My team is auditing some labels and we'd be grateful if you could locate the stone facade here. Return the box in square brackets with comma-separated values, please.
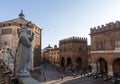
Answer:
[43, 50, 49, 63]
[59, 36, 88, 70]
[43, 44, 53, 63]
[49, 47, 59, 67]
[90, 21, 120, 76]
[0, 11, 42, 70]
[43, 45, 60, 67]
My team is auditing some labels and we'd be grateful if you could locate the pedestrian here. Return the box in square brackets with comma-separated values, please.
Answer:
[61, 75, 63, 80]
[44, 65, 46, 69]
[73, 72, 76, 78]
[40, 71, 42, 75]
[83, 72, 85, 77]
[72, 69, 75, 73]
[43, 72, 44, 76]
[63, 68, 65, 72]
[44, 76, 46, 82]
[81, 72, 82, 77]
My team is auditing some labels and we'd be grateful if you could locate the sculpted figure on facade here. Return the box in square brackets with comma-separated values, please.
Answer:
[16, 25, 34, 76]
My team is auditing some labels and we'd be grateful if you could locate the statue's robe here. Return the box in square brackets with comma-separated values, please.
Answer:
[16, 29, 32, 73]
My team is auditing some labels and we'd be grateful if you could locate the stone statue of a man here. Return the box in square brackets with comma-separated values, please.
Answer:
[16, 25, 34, 76]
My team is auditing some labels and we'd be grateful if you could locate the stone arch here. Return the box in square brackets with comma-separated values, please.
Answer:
[88, 65, 92, 72]
[76, 57, 82, 70]
[66, 57, 73, 70]
[67, 57, 72, 66]
[61, 57, 65, 67]
[112, 58, 120, 76]
[96, 58, 108, 74]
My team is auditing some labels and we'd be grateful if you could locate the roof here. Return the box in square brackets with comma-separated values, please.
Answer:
[43, 44, 53, 52]
[0, 11, 39, 28]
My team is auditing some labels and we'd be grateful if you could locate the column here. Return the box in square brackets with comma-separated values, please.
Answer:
[92, 63, 97, 73]
[108, 64, 113, 76]
[97, 62, 100, 73]
[72, 58, 77, 69]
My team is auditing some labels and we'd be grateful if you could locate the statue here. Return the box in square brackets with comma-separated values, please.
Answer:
[16, 24, 34, 76]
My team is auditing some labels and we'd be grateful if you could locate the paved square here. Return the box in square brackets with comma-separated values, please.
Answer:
[31, 64, 114, 84]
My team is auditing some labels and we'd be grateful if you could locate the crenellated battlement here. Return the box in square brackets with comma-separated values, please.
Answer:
[90, 21, 120, 34]
[59, 36, 87, 43]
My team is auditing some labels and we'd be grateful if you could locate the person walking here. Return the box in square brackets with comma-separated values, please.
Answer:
[61, 74, 64, 80]
[44, 76, 46, 82]
[73, 72, 76, 78]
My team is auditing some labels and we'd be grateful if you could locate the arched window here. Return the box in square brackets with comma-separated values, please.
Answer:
[96, 41, 104, 50]
[115, 39, 120, 50]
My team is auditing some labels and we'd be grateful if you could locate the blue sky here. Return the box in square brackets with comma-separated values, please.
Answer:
[1, 0, 120, 48]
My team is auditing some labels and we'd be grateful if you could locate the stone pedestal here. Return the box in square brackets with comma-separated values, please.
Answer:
[18, 76, 39, 84]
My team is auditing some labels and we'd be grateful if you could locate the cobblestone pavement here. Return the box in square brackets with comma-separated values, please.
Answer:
[31, 63, 114, 84]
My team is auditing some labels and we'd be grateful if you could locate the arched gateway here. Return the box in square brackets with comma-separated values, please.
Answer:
[113, 58, 120, 76]
[61, 57, 65, 67]
[66, 57, 72, 70]
[76, 57, 82, 70]
[97, 58, 108, 74]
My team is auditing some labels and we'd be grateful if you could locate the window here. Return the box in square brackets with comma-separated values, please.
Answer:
[97, 42, 104, 50]
[20, 24, 22, 27]
[1, 28, 12, 34]
[9, 23, 11, 26]
[60, 49, 62, 52]
[3, 24, 5, 27]
[115, 39, 120, 50]
[79, 48, 82, 52]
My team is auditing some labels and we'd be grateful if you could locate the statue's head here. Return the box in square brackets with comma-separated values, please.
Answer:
[18, 26, 28, 37]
